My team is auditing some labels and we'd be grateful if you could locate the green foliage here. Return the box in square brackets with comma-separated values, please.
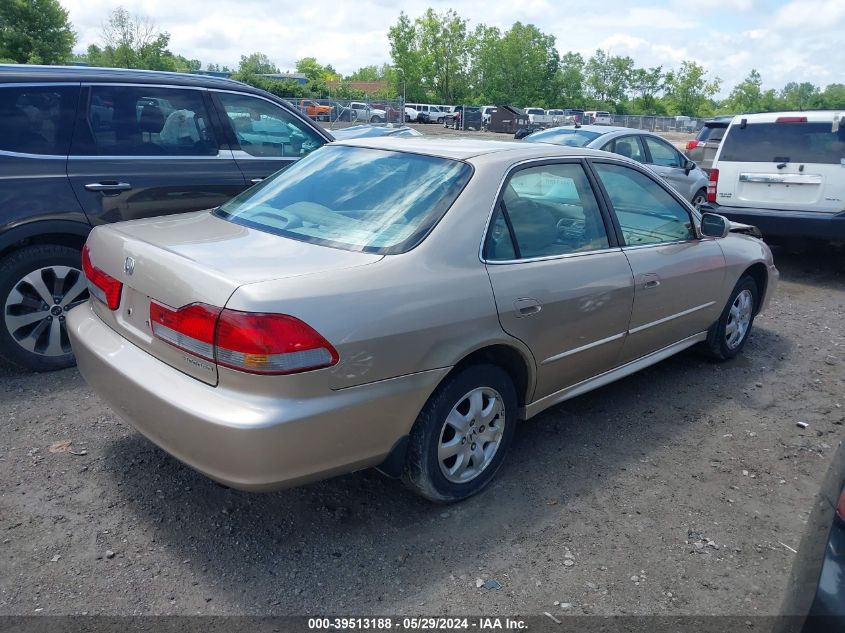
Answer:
[556, 52, 585, 107]
[723, 68, 762, 113]
[238, 52, 278, 75]
[664, 61, 721, 116]
[296, 57, 340, 82]
[584, 49, 634, 109]
[0, 0, 76, 64]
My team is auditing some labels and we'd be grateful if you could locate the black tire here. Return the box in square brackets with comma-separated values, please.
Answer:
[701, 275, 759, 361]
[402, 364, 517, 503]
[691, 188, 707, 210]
[0, 245, 86, 372]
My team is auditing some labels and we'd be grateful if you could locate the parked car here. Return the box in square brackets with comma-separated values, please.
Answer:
[298, 99, 332, 120]
[685, 116, 732, 174]
[404, 106, 421, 122]
[564, 108, 585, 124]
[0, 64, 331, 371]
[585, 110, 613, 125]
[324, 100, 354, 122]
[481, 106, 497, 128]
[370, 103, 403, 124]
[444, 105, 482, 130]
[349, 102, 386, 123]
[69, 137, 777, 502]
[777, 440, 845, 633]
[703, 111, 845, 244]
[329, 124, 422, 140]
[523, 125, 710, 207]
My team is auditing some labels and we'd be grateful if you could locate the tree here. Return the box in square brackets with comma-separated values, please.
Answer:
[388, 9, 471, 103]
[819, 83, 845, 109]
[0, 0, 76, 64]
[724, 68, 763, 113]
[780, 81, 819, 110]
[664, 60, 721, 116]
[584, 49, 634, 109]
[473, 22, 559, 107]
[629, 66, 665, 113]
[295, 57, 339, 82]
[84, 7, 192, 72]
[556, 52, 585, 107]
[237, 52, 278, 75]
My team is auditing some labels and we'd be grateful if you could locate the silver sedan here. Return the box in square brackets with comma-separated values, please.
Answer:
[68, 138, 777, 503]
[524, 125, 710, 208]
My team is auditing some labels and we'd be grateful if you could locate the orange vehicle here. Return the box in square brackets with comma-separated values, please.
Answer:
[299, 99, 332, 119]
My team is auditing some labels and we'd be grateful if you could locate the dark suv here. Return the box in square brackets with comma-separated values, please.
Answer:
[685, 116, 732, 174]
[0, 65, 331, 371]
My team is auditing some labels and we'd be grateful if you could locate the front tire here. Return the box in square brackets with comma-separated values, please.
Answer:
[701, 275, 758, 361]
[402, 364, 517, 503]
[691, 188, 707, 210]
[0, 245, 88, 371]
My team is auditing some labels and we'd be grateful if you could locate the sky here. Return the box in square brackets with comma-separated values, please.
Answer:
[63, 0, 845, 97]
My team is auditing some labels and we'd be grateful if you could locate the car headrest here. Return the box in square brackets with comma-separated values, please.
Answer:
[615, 140, 634, 158]
[507, 198, 557, 255]
[138, 104, 165, 134]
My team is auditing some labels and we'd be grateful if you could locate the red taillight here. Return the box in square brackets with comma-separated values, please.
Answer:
[706, 169, 719, 203]
[775, 116, 807, 123]
[81, 244, 122, 310]
[150, 303, 338, 375]
[150, 302, 220, 361]
[686, 140, 700, 150]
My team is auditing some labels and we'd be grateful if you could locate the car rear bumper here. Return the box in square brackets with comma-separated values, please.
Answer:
[67, 302, 447, 491]
[702, 203, 845, 241]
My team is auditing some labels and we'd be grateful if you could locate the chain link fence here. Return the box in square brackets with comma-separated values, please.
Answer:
[607, 114, 705, 133]
[284, 98, 406, 127]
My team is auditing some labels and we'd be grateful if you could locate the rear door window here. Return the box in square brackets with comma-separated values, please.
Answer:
[77, 86, 218, 156]
[719, 121, 845, 164]
[0, 85, 79, 155]
[604, 135, 645, 162]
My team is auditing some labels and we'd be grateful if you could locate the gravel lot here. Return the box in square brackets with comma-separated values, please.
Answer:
[1, 239, 844, 615]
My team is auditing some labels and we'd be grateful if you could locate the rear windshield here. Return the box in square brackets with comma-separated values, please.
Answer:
[696, 124, 727, 142]
[215, 145, 473, 254]
[719, 121, 845, 164]
[523, 127, 602, 146]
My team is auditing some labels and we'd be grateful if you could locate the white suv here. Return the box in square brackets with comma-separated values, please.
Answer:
[705, 111, 845, 243]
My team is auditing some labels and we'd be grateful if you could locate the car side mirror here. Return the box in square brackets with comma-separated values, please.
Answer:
[700, 213, 730, 239]
[684, 159, 695, 175]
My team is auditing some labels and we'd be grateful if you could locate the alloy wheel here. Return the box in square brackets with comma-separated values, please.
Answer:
[437, 387, 505, 484]
[4, 266, 89, 358]
[725, 288, 753, 349]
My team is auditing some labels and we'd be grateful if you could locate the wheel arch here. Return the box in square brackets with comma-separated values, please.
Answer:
[448, 343, 536, 416]
[742, 262, 768, 314]
[0, 220, 91, 261]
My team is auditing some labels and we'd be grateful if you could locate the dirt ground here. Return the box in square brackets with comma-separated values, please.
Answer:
[1, 242, 843, 617]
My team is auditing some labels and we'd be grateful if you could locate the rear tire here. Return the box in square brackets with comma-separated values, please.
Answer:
[691, 189, 707, 210]
[402, 364, 517, 503]
[0, 245, 87, 371]
[701, 275, 758, 361]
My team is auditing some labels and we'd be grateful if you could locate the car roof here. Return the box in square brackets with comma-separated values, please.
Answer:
[535, 125, 632, 135]
[727, 110, 843, 124]
[0, 64, 259, 92]
[331, 136, 619, 161]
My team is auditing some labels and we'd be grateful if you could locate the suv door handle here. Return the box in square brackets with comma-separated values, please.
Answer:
[641, 273, 661, 289]
[514, 298, 542, 317]
[84, 182, 132, 193]
[250, 178, 265, 184]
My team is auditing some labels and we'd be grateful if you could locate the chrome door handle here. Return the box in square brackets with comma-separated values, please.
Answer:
[641, 273, 661, 289]
[250, 178, 265, 184]
[84, 182, 132, 193]
[644, 280, 661, 288]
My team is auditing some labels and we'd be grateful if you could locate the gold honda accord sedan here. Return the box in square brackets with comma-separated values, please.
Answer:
[68, 138, 778, 502]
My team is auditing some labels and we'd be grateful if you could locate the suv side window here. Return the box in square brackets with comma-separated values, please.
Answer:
[643, 136, 683, 168]
[217, 92, 323, 158]
[593, 162, 695, 246]
[485, 163, 610, 260]
[0, 85, 79, 155]
[76, 86, 217, 157]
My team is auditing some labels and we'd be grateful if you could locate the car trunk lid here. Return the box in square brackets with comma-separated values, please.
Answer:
[84, 211, 382, 385]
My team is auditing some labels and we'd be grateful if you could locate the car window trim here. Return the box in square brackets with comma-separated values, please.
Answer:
[479, 157, 622, 265]
[585, 156, 702, 247]
[643, 134, 683, 168]
[0, 82, 81, 158]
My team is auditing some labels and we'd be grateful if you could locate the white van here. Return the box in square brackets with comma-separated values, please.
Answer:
[705, 111, 845, 243]
[405, 103, 447, 123]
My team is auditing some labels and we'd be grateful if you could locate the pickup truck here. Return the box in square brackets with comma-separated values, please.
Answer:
[444, 105, 482, 130]
[349, 102, 387, 123]
[299, 99, 333, 120]
[524, 107, 559, 126]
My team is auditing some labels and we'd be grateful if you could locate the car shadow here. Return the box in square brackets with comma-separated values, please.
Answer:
[99, 325, 790, 612]
[769, 243, 845, 291]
